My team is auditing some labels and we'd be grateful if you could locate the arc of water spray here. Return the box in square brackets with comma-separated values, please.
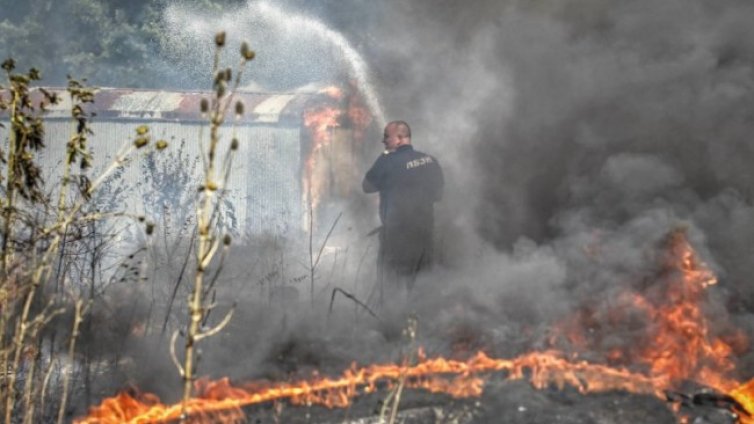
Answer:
[254, 1, 386, 128]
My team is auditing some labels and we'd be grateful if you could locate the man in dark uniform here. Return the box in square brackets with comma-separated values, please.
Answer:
[363, 121, 444, 290]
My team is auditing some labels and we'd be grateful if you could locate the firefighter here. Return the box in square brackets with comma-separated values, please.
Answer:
[362, 121, 444, 292]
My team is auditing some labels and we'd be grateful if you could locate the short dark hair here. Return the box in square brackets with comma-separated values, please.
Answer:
[389, 120, 411, 138]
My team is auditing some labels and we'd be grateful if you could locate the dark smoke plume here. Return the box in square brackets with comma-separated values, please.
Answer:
[352, 0, 754, 308]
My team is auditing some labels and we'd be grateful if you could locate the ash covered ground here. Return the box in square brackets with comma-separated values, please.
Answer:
[71, 227, 752, 423]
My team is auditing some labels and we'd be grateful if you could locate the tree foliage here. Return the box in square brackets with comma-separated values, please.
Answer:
[0, 0, 378, 89]
[0, 0, 246, 88]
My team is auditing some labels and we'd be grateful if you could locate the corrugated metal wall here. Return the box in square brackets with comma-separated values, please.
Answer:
[39, 120, 302, 235]
[244, 126, 301, 234]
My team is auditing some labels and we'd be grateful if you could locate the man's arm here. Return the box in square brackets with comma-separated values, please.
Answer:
[362, 156, 385, 193]
[362, 177, 379, 193]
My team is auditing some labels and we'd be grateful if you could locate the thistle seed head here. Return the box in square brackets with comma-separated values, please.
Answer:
[240, 42, 255, 61]
[134, 136, 149, 148]
[1, 58, 15, 72]
[215, 31, 226, 47]
[10, 74, 29, 84]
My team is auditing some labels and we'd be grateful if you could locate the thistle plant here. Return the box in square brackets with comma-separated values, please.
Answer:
[171, 32, 255, 420]
[380, 316, 418, 424]
[0, 59, 48, 275]
[0, 58, 166, 423]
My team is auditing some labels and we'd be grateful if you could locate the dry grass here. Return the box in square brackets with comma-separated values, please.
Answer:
[0, 57, 168, 422]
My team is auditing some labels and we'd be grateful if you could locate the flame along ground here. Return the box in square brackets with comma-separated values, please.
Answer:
[76, 231, 754, 423]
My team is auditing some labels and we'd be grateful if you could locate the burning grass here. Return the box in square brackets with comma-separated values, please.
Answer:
[74, 352, 754, 423]
[75, 229, 754, 423]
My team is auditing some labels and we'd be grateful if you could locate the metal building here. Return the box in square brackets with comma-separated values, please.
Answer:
[25, 86, 373, 236]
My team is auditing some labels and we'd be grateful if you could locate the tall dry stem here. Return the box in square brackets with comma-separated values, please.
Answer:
[0, 86, 18, 274]
[57, 299, 87, 424]
[379, 317, 418, 424]
[308, 211, 342, 305]
[179, 33, 254, 420]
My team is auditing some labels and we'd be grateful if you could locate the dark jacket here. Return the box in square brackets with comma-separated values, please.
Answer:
[362, 145, 443, 232]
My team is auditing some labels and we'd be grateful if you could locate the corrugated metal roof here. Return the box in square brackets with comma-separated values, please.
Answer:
[16, 88, 321, 125]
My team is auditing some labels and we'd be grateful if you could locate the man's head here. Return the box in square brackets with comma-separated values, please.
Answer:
[382, 121, 412, 152]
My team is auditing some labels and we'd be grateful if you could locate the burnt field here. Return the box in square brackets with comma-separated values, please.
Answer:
[70, 229, 754, 423]
[3, 1, 754, 423]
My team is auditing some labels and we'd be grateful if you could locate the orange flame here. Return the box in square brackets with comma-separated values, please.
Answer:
[77, 351, 669, 424]
[302, 104, 341, 218]
[301, 84, 373, 229]
[77, 229, 754, 423]
[731, 379, 754, 424]
[76, 353, 754, 424]
[345, 81, 373, 141]
[637, 229, 734, 391]
[302, 85, 343, 227]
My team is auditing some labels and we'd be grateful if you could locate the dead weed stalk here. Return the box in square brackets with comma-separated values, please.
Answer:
[0, 59, 165, 423]
[175, 32, 255, 421]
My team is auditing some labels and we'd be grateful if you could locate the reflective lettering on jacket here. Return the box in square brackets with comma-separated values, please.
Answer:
[406, 156, 434, 169]
[362, 145, 444, 229]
